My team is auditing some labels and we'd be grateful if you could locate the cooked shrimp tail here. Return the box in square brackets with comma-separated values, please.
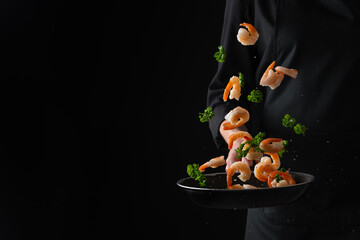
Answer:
[275, 66, 298, 79]
[199, 156, 226, 172]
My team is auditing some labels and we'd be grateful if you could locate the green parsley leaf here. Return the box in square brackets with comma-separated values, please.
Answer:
[247, 89, 263, 103]
[278, 140, 289, 158]
[199, 106, 214, 123]
[214, 46, 226, 63]
[235, 132, 266, 159]
[282, 114, 296, 128]
[187, 163, 207, 187]
[238, 72, 245, 88]
[274, 173, 284, 183]
[294, 123, 307, 135]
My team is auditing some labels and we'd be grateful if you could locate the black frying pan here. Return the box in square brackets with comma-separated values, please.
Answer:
[177, 172, 315, 209]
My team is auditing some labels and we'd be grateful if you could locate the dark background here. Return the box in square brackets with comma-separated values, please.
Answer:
[0, 0, 246, 239]
[1, 0, 119, 239]
[131, 1, 248, 240]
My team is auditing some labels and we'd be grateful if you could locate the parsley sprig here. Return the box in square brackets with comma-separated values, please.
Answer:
[282, 114, 307, 135]
[247, 89, 263, 103]
[199, 106, 214, 123]
[187, 163, 207, 187]
[214, 46, 226, 63]
[235, 132, 266, 159]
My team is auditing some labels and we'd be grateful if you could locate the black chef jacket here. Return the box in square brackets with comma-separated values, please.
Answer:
[207, 0, 360, 239]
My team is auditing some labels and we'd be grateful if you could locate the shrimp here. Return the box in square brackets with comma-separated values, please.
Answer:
[275, 66, 298, 79]
[259, 138, 284, 153]
[254, 162, 275, 182]
[199, 156, 226, 172]
[227, 161, 251, 189]
[264, 152, 281, 170]
[254, 153, 280, 181]
[228, 131, 263, 161]
[243, 184, 258, 189]
[228, 131, 252, 149]
[237, 22, 259, 46]
[246, 148, 264, 161]
[223, 76, 241, 101]
[223, 106, 250, 130]
[260, 61, 298, 89]
[267, 170, 296, 188]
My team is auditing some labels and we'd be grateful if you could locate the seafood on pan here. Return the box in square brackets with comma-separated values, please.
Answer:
[186, 20, 302, 190]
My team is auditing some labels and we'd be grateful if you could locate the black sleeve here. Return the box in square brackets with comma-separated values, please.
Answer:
[207, 0, 257, 149]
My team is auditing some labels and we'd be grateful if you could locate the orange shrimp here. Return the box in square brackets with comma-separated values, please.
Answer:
[223, 76, 241, 101]
[223, 106, 250, 130]
[275, 66, 298, 79]
[259, 138, 284, 153]
[264, 152, 281, 170]
[199, 156, 226, 172]
[260, 61, 298, 89]
[228, 131, 252, 149]
[254, 153, 280, 182]
[227, 162, 251, 189]
[267, 170, 296, 188]
[237, 23, 259, 46]
[254, 162, 275, 182]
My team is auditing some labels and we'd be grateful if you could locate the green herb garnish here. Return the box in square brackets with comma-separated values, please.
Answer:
[282, 114, 296, 128]
[278, 140, 289, 158]
[187, 163, 207, 187]
[214, 46, 226, 63]
[282, 114, 307, 135]
[274, 173, 284, 183]
[294, 123, 307, 135]
[235, 132, 266, 159]
[239, 72, 245, 88]
[247, 89, 263, 103]
[199, 106, 214, 123]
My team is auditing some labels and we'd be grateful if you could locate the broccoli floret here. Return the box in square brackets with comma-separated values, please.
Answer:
[247, 89, 263, 103]
[282, 114, 296, 128]
[294, 123, 307, 135]
[187, 164, 207, 187]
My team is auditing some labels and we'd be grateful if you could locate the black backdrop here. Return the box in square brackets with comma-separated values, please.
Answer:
[1, 1, 119, 239]
[0, 0, 246, 239]
[131, 1, 247, 240]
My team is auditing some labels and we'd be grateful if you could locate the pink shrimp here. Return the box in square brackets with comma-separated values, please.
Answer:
[223, 106, 250, 130]
[227, 162, 251, 189]
[260, 61, 298, 89]
[254, 153, 280, 182]
[199, 156, 226, 172]
[259, 138, 284, 153]
[223, 76, 241, 101]
[237, 23, 259, 46]
[228, 131, 252, 149]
